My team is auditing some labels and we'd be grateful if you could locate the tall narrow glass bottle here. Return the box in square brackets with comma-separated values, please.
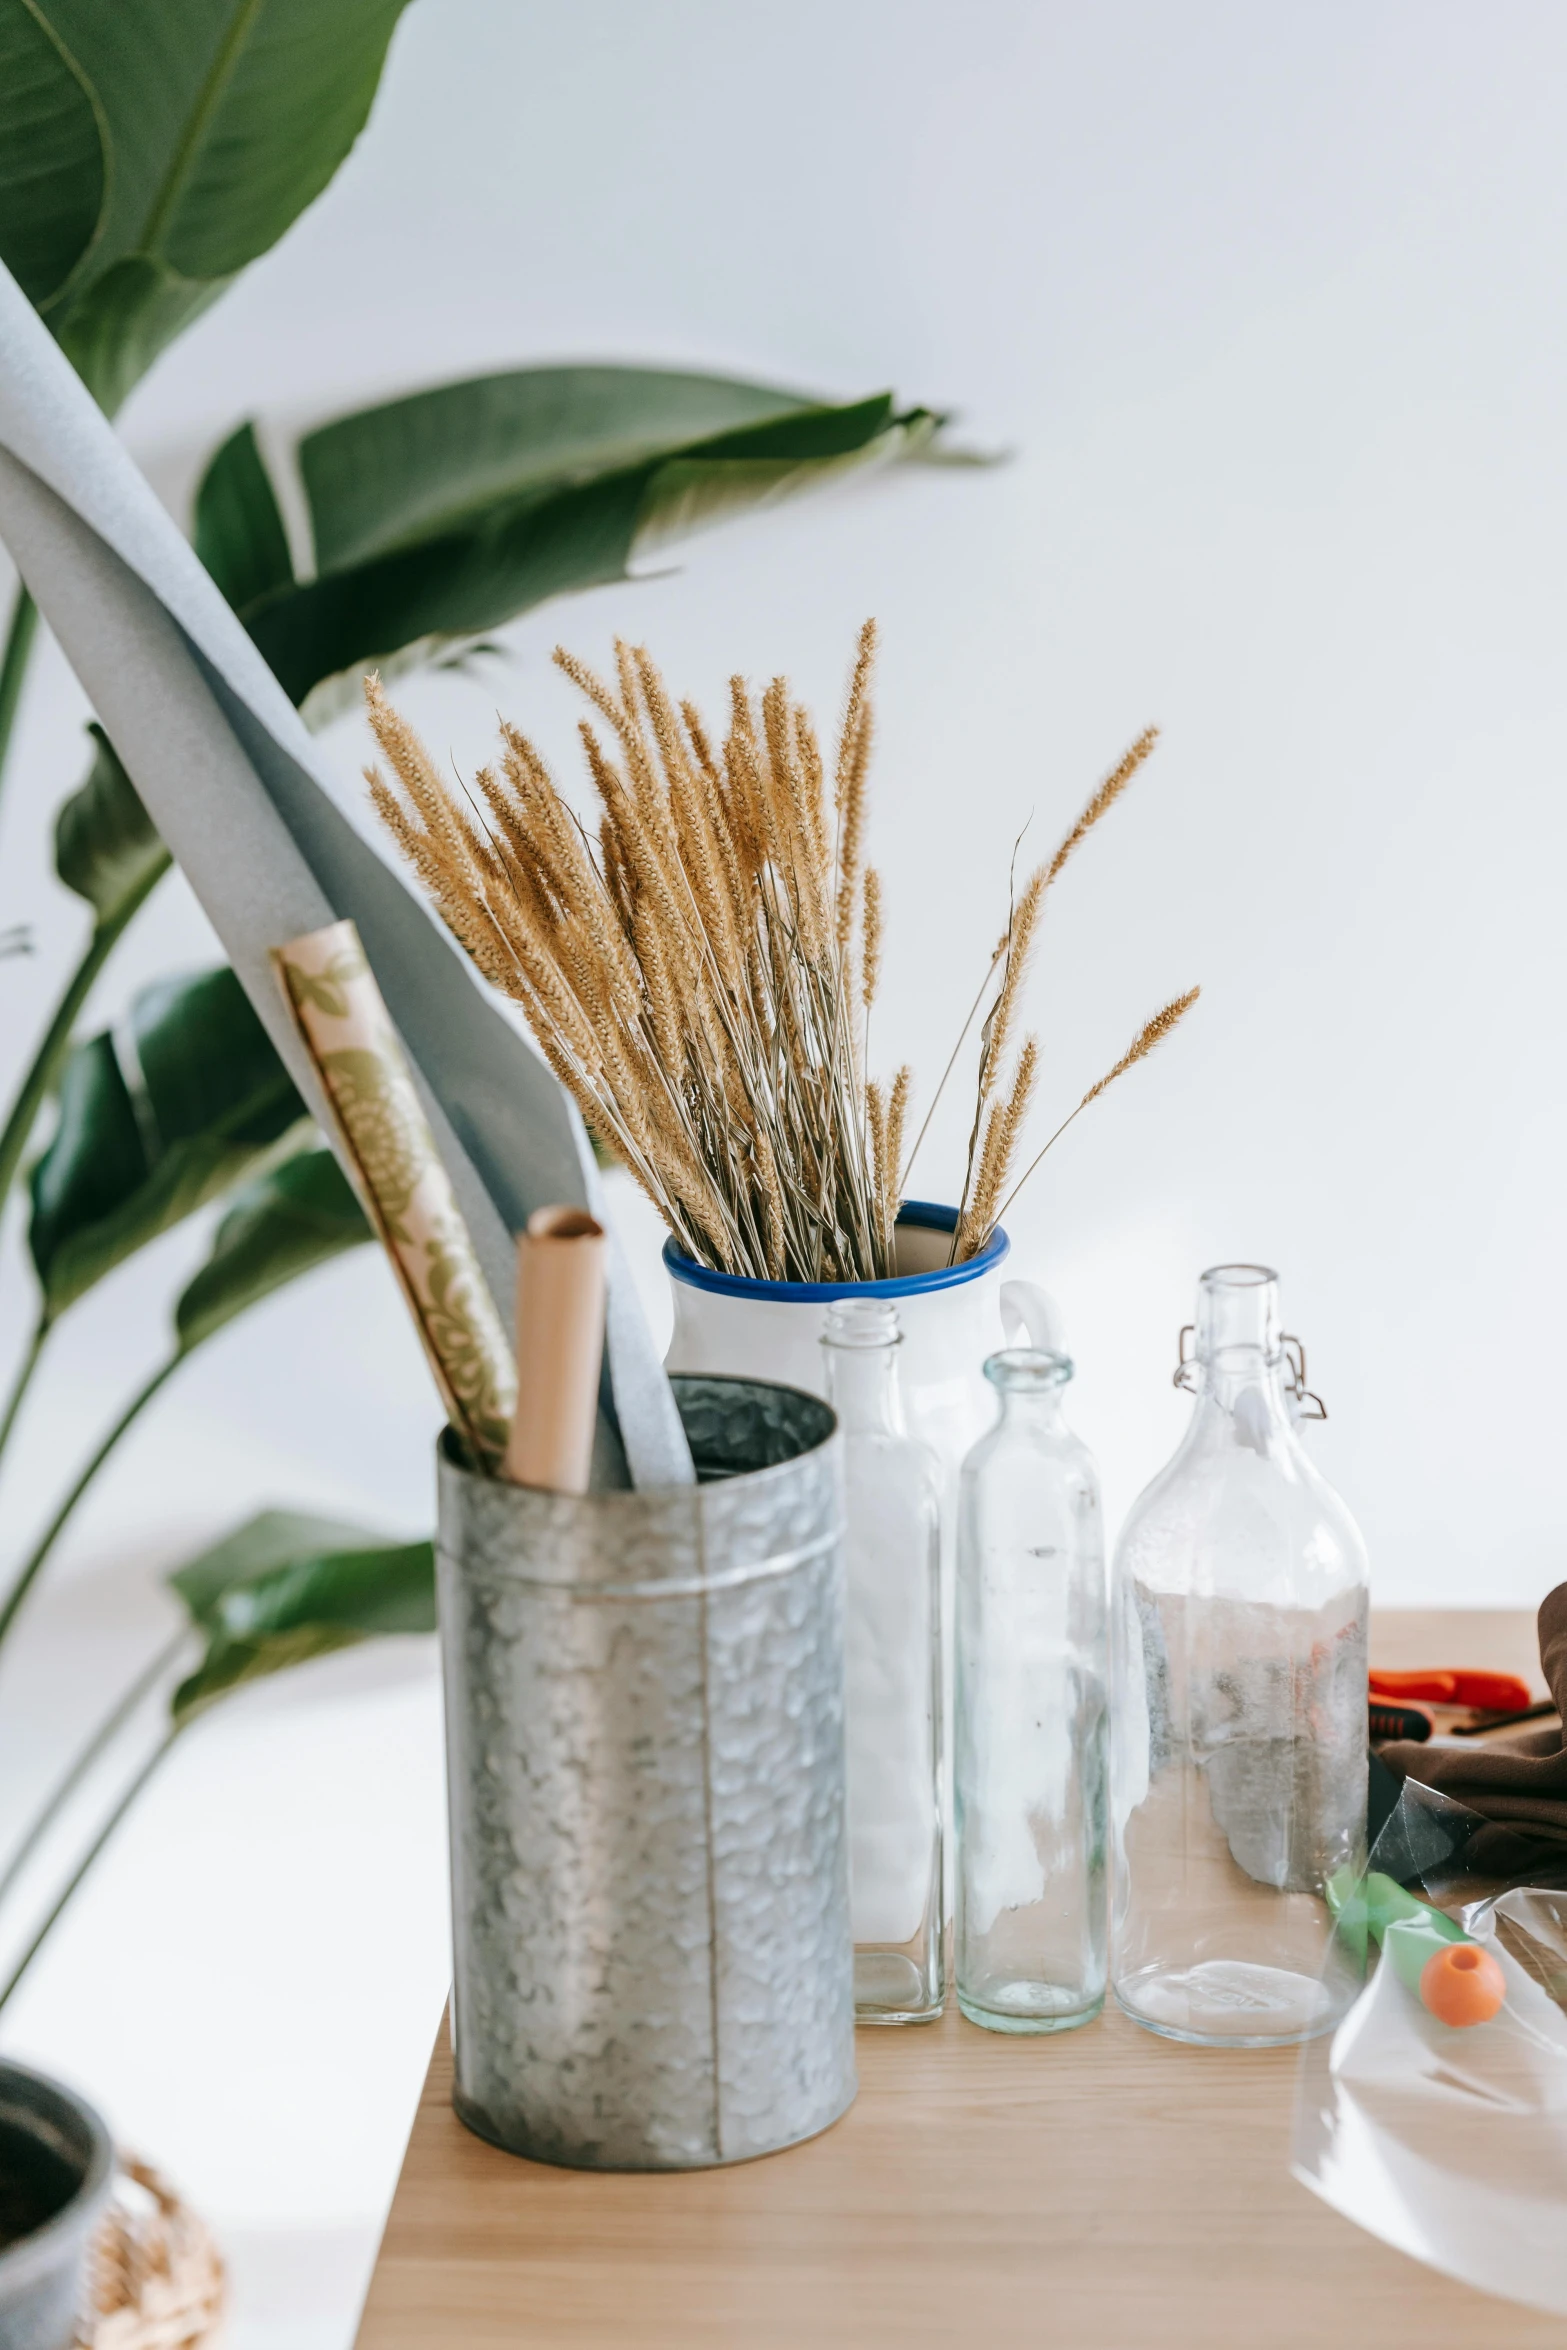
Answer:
[822, 1299, 944, 2023]
[1111, 1265, 1369, 2047]
[955, 1348, 1107, 2033]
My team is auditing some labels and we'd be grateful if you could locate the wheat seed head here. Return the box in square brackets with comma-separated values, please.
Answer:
[861, 867, 883, 1011]
[884, 1063, 913, 1242]
[1080, 985, 1200, 1107]
[1045, 725, 1160, 888]
[983, 863, 1046, 1088]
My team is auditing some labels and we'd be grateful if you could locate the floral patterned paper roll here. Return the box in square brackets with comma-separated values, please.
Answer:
[272, 919, 516, 1466]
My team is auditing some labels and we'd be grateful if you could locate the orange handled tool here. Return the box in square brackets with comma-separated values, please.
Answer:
[1368, 1668, 1533, 1713]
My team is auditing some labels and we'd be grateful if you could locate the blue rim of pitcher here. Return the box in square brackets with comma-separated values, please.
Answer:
[662, 1200, 1010, 1302]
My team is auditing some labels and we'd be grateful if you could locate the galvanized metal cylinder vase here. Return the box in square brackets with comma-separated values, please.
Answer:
[436, 1373, 855, 2170]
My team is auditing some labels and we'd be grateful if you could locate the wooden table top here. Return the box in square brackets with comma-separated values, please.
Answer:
[354, 1607, 1564, 2350]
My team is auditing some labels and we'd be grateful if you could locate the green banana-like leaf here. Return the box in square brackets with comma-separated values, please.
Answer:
[181, 1531, 433, 1642]
[0, 727, 171, 1221]
[29, 965, 306, 1318]
[169, 1506, 393, 1618]
[53, 725, 170, 929]
[297, 366, 821, 571]
[0, 0, 414, 411]
[0, 4, 101, 312]
[174, 1145, 369, 1352]
[165, 1506, 434, 1725]
[191, 368, 942, 711]
[630, 395, 937, 554]
[172, 1622, 366, 1723]
[192, 421, 296, 615]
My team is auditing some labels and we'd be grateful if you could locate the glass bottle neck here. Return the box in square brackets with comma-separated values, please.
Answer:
[982, 1347, 1073, 1436]
[1188, 1265, 1297, 1452]
[1195, 1262, 1280, 1359]
[824, 1341, 906, 1435]
[995, 1386, 1067, 1434]
[821, 1299, 907, 1436]
[1193, 1352, 1298, 1434]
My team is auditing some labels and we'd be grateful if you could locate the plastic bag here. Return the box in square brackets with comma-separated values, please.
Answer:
[1293, 1777, 1567, 2314]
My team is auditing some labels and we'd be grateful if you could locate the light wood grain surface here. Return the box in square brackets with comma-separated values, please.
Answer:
[355, 1609, 1566, 2349]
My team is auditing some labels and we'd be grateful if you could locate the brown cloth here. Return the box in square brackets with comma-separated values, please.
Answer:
[1377, 1584, 1567, 1876]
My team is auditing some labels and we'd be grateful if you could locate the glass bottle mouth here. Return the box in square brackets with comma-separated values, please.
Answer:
[822, 1298, 902, 1349]
[983, 1346, 1073, 1392]
[1196, 1263, 1282, 1363]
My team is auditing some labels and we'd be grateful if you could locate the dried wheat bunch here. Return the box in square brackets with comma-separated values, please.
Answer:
[368, 629, 1198, 1283]
[366, 623, 907, 1282]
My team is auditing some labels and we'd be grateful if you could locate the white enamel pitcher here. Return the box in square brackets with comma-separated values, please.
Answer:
[663, 1201, 1062, 1515]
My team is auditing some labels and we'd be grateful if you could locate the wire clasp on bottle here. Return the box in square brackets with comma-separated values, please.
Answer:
[1172, 1324, 1327, 1418]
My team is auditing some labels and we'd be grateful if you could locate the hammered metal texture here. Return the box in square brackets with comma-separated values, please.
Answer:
[437, 1376, 854, 2170]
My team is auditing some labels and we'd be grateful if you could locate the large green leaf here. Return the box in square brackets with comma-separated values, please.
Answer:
[192, 421, 295, 613]
[165, 1506, 434, 1725]
[171, 1622, 365, 1722]
[194, 371, 942, 709]
[174, 1145, 369, 1351]
[168, 1506, 391, 1619]
[53, 724, 171, 930]
[0, 727, 171, 1219]
[181, 1531, 433, 1642]
[0, 0, 414, 410]
[298, 366, 817, 571]
[29, 964, 306, 1317]
[631, 396, 939, 554]
[0, 4, 101, 309]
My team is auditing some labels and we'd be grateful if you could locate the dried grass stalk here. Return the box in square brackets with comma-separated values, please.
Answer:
[984, 987, 1201, 1243]
[861, 867, 883, 1012]
[883, 1065, 912, 1250]
[905, 724, 1165, 1211]
[1044, 725, 1160, 890]
[1079, 987, 1200, 1106]
[368, 630, 1196, 1287]
[866, 1076, 888, 1252]
[956, 1034, 1038, 1260]
[833, 621, 876, 955]
[366, 627, 897, 1282]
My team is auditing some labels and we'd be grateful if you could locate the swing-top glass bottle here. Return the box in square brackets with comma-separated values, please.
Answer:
[1111, 1265, 1369, 2047]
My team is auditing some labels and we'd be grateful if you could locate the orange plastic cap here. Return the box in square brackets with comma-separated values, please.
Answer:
[1420, 1939, 1506, 2027]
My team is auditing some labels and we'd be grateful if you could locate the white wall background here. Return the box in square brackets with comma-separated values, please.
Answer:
[2, 3, 1565, 2341]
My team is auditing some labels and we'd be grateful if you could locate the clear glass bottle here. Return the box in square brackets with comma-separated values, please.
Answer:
[822, 1298, 944, 2023]
[1111, 1265, 1368, 2047]
[955, 1348, 1107, 2033]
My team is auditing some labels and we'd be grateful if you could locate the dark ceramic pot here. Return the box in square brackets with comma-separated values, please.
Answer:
[0, 2063, 112, 2350]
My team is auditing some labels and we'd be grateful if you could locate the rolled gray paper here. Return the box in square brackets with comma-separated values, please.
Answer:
[0, 259, 691, 1491]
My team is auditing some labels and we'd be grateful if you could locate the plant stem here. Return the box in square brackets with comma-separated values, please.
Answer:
[899, 950, 1001, 1196]
[0, 586, 37, 808]
[0, 1731, 180, 2020]
[0, 852, 168, 1218]
[0, 1317, 47, 1479]
[0, 1351, 183, 1651]
[0, 1631, 187, 1919]
[989, 1102, 1087, 1234]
